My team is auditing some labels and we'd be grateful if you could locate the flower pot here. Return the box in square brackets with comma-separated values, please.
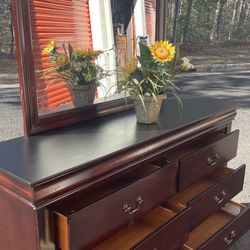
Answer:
[68, 84, 97, 108]
[131, 94, 167, 124]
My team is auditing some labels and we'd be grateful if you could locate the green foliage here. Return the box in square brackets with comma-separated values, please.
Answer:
[42, 42, 107, 87]
[170, 0, 250, 46]
[137, 43, 156, 69]
[116, 42, 182, 109]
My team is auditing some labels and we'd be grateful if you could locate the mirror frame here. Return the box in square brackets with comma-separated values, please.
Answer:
[13, 0, 167, 136]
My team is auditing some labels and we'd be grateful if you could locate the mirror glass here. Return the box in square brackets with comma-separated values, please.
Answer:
[30, 0, 157, 116]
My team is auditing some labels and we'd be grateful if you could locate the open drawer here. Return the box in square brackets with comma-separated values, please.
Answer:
[166, 164, 245, 229]
[182, 201, 250, 250]
[171, 130, 239, 191]
[53, 161, 177, 250]
[93, 205, 190, 250]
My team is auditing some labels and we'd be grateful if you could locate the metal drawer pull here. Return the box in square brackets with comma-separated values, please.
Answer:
[207, 153, 220, 167]
[214, 190, 227, 204]
[224, 230, 236, 246]
[123, 196, 143, 215]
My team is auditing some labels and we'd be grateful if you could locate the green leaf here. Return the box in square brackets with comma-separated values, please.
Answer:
[148, 89, 158, 106]
[68, 42, 75, 61]
[139, 42, 152, 59]
[49, 57, 56, 62]
[62, 43, 67, 55]
[147, 77, 158, 94]
[130, 69, 144, 82]
[56, 63, 70, 73]
[137, 42, 155, 69]
[138, 93, 146, 111]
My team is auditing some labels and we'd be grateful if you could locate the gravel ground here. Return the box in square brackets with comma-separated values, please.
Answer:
[0, 79, 23, 141]
[229, 108, 250, 250]
[184, 46, 250, 65]
[0, 71, 250, 249]
[175, 71, 250, 250]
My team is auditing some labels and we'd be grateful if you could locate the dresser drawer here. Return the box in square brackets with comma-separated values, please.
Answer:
[53, 162, 177, 250]
[167, 164, 245, 230]
[178, 130, 239, 191]
[182, 201, 250, 250]
[94, 205, 190, 250]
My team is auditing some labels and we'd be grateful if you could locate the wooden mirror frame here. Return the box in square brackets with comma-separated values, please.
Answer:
[13, 0, 167, 136]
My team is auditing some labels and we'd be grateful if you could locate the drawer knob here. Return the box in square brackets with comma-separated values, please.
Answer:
[123, 196, 143, 215]
[207, 154, 220, 167]
[214, 190, 227, 205]
[224, 230, 236, 246]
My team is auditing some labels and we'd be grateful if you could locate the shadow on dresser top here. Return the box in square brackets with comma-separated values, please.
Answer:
[0, 96, 237, 205]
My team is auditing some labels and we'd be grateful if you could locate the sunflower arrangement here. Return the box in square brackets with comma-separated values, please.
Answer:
[116, 40, 185, 108]
[41, 40, 106, 87]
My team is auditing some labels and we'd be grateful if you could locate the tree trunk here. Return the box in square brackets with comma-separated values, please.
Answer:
[182, 0, 193, 44]
[9, 0, 14, 56]
[171, 0, 181, 44]
[216, 0, 226, 41]
[166, 0, 173, 39]
[228, 0, 238, 40]
[237, 0, 247, 29]
[245, 3, 250, 23]
[235, 0, 244, 24]
[210, 0, 220, 41]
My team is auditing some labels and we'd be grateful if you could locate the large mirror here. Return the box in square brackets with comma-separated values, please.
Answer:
[13, 0, 166, 135]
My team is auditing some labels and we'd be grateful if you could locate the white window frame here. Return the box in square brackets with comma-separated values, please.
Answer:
[89, 0, 147, 97]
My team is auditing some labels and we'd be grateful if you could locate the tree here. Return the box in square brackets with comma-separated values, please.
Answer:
[236, 0, 249, 38]
[216, 0, 226, 41]
[171, 0, 181, 44]
[182, 0, 193, 44]
[228, 0, 239, 40]
[171, 0, 250, 45]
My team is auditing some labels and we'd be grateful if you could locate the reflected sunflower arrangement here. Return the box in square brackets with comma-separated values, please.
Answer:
[116, 40, 188, 109]
[41, 40, 107, 87]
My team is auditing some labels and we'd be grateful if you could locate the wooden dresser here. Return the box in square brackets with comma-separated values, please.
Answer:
[0, 96, 249, 250]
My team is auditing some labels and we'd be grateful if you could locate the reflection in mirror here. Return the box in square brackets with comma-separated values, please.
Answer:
[30, 0, 156, 116]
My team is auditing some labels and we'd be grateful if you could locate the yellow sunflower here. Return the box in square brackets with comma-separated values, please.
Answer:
[50, 40, 57, 47]
[42, 40, 57, 55]
[76, 48, 103, 57]
[56, 53, 69, 66]
[149, 41, 176, 63]
[123, 58, 138, 74]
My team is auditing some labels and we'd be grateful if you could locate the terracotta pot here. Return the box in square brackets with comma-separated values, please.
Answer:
[68, 84, 97, 108]
[131, 94, 167, 124]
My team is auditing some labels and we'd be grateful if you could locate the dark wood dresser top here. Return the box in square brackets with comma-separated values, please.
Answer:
[0, 96, 236, 188]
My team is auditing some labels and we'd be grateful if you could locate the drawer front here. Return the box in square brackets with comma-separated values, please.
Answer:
[133, 207, 190, 250]
[199, 205, 250, 250]
[188, 165, 245, 230]
[69, 163, 177, 249]
[179, 130, 239, 191]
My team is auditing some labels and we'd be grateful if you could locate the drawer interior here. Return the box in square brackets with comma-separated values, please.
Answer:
[53, 163, 161, 215]
[167, 167, 233, 207]
[183, 201, 245, 249]
[166, 131, 226, 162]
[93, 206, 177, 250]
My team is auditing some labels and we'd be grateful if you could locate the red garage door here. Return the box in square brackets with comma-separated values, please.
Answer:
[145, 0, 156, 44]
[29, 0, 93, 110]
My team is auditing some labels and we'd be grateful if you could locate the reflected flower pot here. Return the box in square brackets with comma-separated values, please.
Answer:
[68, 84, 97, 108]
